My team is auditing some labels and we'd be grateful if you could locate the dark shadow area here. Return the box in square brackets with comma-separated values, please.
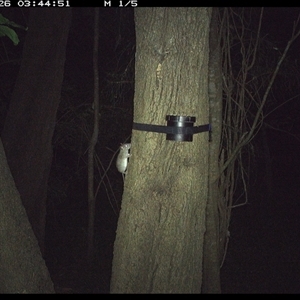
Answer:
[221, 130, 300, 293]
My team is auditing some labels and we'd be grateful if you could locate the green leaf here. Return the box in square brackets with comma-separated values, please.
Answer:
[0, 13, 27, 30]
[0, 25, 19, 45]
[0, 13, 10, 25]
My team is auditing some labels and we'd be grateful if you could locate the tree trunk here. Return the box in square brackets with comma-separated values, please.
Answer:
[110, 7, 212, 293]
[202, 8, 223, 293]
[1, 8, 71, 253]
[0, 139, 54, 293]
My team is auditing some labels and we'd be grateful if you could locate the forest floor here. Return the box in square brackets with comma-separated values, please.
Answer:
[221, 166, 300, 293]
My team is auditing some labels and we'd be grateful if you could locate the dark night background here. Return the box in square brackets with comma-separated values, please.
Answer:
[1, 7, 300, 293]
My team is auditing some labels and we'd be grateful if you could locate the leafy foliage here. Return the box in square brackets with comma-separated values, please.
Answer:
[0, 13, 27, 45]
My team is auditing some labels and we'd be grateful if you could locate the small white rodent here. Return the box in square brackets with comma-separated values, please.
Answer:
[116, 143, 131, 177]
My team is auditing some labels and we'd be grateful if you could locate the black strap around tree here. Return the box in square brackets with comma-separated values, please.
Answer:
[132, 122, 211, 135]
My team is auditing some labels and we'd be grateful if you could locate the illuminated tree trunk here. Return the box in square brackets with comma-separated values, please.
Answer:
[110, 7, 212, 293]
[202, 8, 223, 293]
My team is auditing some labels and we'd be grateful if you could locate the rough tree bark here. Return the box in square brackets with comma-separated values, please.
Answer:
[1, 8, 71, 253]
[110, 8, 212, 293]
[202, 7, 223, 293]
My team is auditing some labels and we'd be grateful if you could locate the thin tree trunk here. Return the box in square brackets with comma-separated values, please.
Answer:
[87, 7, 100, 263]
[202, 7, 223, 293]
